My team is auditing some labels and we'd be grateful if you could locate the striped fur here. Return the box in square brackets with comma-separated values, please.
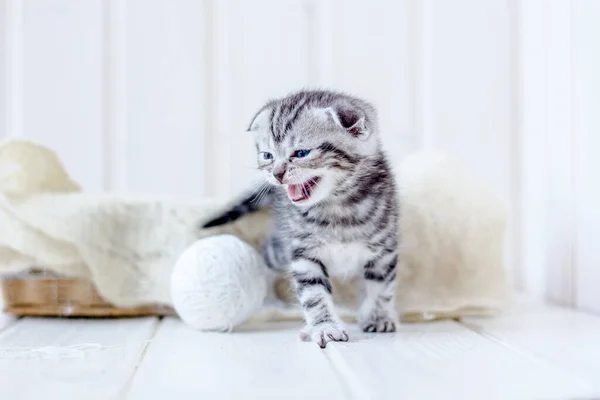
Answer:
[202, 90, 400, 348]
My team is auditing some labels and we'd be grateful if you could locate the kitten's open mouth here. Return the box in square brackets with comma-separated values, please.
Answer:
[287, 177, 321, 202]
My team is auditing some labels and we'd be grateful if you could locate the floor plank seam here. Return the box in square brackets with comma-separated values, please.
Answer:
[458, 317, 600, 391]
[324, 345, 370, 400]
[456, 318, 548, 362]
[118, 317, 162, 400]
[457, 317, 600, 397]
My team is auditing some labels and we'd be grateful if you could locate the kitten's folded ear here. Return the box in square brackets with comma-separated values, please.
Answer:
[324, 106, 369, 140]
[247, 105, 273, 132]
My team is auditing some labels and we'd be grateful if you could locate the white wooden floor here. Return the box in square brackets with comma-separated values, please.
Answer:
[1, 299, 600, 400]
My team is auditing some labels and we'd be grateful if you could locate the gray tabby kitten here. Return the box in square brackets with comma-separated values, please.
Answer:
[203, 90, 399, 348]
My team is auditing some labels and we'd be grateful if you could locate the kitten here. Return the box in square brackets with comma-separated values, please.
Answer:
[202, 90, 399, 348]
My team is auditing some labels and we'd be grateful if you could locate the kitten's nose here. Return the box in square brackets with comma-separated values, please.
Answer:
[273, 169, 286, 184]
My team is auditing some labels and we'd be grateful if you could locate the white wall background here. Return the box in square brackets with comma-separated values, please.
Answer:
[1, 0, 598, 312]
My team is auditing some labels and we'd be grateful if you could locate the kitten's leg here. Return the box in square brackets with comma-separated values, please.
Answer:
[358, 252, 399, 333]
[290, 253, 348, 348]
[263, 266, 284, 307]
[261, 234, 287, 307]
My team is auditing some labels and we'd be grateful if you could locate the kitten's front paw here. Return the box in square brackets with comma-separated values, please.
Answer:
[299, 322, 349, 348]
[358, 308, 399, 333]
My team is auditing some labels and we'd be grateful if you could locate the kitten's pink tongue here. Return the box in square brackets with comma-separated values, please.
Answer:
[287, 184, 307, 201]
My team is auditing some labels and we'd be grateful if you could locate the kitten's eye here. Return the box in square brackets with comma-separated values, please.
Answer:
[262, 152, 273, 160]
[294, 149, 311, 158]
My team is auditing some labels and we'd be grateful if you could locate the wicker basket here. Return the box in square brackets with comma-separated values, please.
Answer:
[1, 276, 175, 317]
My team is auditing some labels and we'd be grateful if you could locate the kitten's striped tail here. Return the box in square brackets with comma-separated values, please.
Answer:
[201, 184, 276, 228]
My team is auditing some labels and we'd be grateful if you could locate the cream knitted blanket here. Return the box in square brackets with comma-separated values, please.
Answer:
[0, 139, 512, 321]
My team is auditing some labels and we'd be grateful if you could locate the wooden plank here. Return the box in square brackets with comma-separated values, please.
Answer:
[572, 0, 600, 313]
[1, 0, 23, 140]
[125, 0, 209, 196]
[125, 318, 351, 400]
[461, 300, 600, 391]
[329, 0, 415, 164]
[515, 0, 575, 304]
[212, 0, 312, 196]
[325, 320, 596, 399]
[543, 0, 574, 305]
[424, 0, 514, 202]
[19, 0, 105, 191]
[0, 317, 159, 400]
[0, 0, 6, 140]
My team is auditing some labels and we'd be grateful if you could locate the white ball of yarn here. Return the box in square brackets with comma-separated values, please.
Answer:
[171, 234, 267, 331]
